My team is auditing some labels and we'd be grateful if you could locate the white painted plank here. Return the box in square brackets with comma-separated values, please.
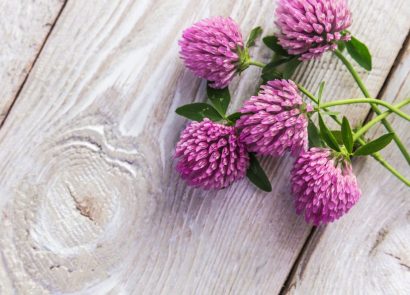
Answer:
[0, 0, 65, 124]
[285, 43, 410, 295]
[0, 0, 408, 294]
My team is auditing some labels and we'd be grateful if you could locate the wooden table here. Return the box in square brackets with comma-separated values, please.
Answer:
[0, 0, 409, 294]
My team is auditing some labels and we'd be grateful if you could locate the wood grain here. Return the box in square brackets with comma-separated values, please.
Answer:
[0, 0, 65, 124]
[285, 42, 410, 295]
[0, 0, 408, 294]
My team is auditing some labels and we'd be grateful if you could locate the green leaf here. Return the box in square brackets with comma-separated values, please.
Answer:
[262, 60, 285, 79]
[264, 58, 290, 68]
[283, 57, 301, 79]
[341, 117, 354, 153]
[346, 36, 372, 71]
[308, 119, 323, 148]
[206, 84, 231, 115]
[317, 81, 325, 104]
[175, 103, 223, 122]
[246, 26, 263, 48]
[263, 35, 289, 56]
[261, 64, 283, 83]
[338, 41, 346, 52]
[354, 133, 395, 156]
[226, 112, 242, 122]
[318, 114, 340, 151]
[260, 54, 300, 82]
[246, 153, 272, 192]
[331, 130, 344, 145]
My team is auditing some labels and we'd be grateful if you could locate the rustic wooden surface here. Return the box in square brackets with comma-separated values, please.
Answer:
[0, 0, 408, 294]
[0, 0, 65, 124]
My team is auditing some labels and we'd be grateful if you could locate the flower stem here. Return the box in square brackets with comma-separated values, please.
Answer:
[298, 84, 319, 104]
[248, 60, 266, 68]
[318, 98, 410, 121]
[334, 48, 410, 165]
[353, 99, 410, 141]
[298, 84, 342, 124]
[297, 83, 410, 186]
[333, 49, 372, 97]
[370, 152, 410, 186]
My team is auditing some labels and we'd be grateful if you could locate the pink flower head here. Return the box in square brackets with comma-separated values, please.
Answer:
[291, 148, 361, 225]
[175, 119, 250, 190]
[236, 80, 312, 157]
[179, 17, 244, 89]
[276, 0, 352, 60]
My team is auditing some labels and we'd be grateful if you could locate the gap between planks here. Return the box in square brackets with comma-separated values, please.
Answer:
[0, 0, 69, 130]
[279, 30, 410, 295]
[362, 30, 410, 125]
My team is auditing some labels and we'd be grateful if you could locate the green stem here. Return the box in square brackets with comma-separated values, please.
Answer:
[334, 48, 410, 165]
[353, 99, 410, 141]
[333, 49, 372, 97]
[298, 84, 318, 104]
[297, 83, 410, 187]
[369, 151, 410, 186]
[248, 60, 266, 68]
[319, 98, 410, 121]
[298, 84, 342, 124]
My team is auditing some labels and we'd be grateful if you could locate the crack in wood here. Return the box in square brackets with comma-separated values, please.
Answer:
[0, 0, 68, 130]
[362, 30, 410, 125]
[65, 182, 96, 223]
[279, 227, 316, 294]
[384, 252, 410, 271]
[369, 228, 389, 256]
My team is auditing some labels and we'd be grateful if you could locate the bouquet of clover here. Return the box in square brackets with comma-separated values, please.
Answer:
[174, 0, 410, 225]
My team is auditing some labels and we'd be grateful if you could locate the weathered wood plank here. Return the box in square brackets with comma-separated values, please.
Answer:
[0, 0, 66, 124]
[0, 0, 408, 294]
[285, 41, 410, 295]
